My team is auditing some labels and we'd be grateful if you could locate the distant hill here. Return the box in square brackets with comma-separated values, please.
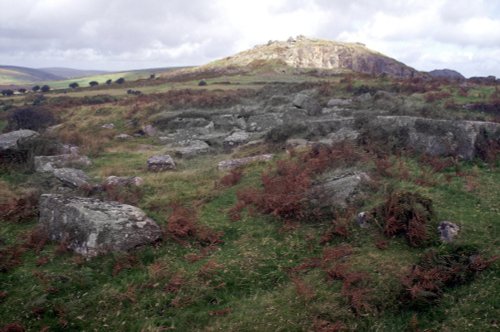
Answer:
[428, 69, 465, 81]
[39, 67, 109, 79]
[184, 36, 423, 79]
[0, 65, 63, 85]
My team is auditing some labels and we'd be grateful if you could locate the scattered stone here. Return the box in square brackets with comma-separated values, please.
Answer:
[101, 123, 115, 129]
[143, 125, 157, 137]
[218, 154, 274, 171]
[34, 154, 92, 172]
[115, 134, 132, 140]
[223, 131, 250, 148]
[171, 140, 210, 158]
[438, 221, 460, 243]
[103, 176, 144, 187]
[0, 129, 40, 152]
[39, 194, 162, 257]
[356, 212, 369, 228]
[247, 113, 283, 132]
[286, 138, 310, 150]
[147, 155, 176, 172]
[52, 168, 91, 188]
[60, 144, 80, 155]
[309, 171, 370, 208]
[293, 93, 322, 116]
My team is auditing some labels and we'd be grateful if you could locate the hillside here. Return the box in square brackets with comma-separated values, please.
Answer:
[0, 65, 63, 85]
[39, 67, 109, 79]
[189, 36, 422, 79]
[0, 44, 499, 331]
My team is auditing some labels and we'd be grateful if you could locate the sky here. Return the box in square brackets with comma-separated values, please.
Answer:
[1, 0, 499, 77]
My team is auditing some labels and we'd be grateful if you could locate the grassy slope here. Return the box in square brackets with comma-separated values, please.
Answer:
[0, 74, 499, 331]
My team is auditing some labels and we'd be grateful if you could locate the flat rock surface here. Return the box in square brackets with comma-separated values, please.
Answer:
[52, 167, 91, 188]
[39, 194, 162, 257]
[147, 155, 176, 172]
[34, 154, 92, 172]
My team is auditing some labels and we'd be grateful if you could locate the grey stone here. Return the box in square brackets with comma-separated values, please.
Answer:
[309, 170, 370, 208]
[223, 131, 250, 148]
[60, 144, 80, 155]
[103, 176, 144, 187]
[101, 123, 115, 129]
[293, 93, 322, 116]
[39, 194, 162, 257]
[34, 154, 92, 172]
[0, 129, 40, 151]
[147, 155, 176, 172]
[115, 134, 133, 140]
[218, 154, 274, 171]
[356, 212, 369, 228]
[327, 98, 351, 107]
[143, 125, 157, 137]
[438, 221, 460, 243]
[326, 128, 360, 143]
[52, 168, 91, 188]
[247, 113, 283, 132]
[370, 116, 500, 159]
[171, 140, 210, 158]
[212, 114, 247, 131]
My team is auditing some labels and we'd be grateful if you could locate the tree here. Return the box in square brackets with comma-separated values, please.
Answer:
[89, 81, 99, 87]
[198, 80, 207, 86]
[40, 85, 50, 93]
[69, 82, 79, 89]
[115, 77, 125, 84]
[106, 79, 112, 85]
[32, 85, 40, 92]
[150, 74, 156, 79]
[1, 89, 14, 96]
[18, 88, 27, 94]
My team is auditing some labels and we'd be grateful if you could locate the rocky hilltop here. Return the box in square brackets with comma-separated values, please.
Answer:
[199, 36, 422, 78]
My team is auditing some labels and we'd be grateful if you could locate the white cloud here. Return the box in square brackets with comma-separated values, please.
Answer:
[0, 0, 499, 76]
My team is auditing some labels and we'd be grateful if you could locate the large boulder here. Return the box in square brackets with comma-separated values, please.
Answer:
[39, 194, 162, 257]
[103, 176, 144, 187]
[247, 113, 283, 132]
[0, 129, 40, 151]
[34, 154, 92, 172]
[0, 129, 40, 163]
[147, 155, 176, 172]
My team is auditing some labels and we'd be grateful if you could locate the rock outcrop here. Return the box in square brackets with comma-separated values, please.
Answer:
[39, 194, 162, 257]
[196, 36, 422, 79]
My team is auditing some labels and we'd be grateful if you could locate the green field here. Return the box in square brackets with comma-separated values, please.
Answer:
[1, 71, 499, 331]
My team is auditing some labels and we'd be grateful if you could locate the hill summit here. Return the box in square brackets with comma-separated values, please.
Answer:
[201, 36, 421, 78]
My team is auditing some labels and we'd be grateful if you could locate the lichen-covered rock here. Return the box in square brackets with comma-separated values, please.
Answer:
[147, 155, 176, 172]
[0, 129, 40, 151]
[34, 154, 92, 172]
[103, 176, 144, 187]
[293, 93, 322, 116]
[438, 221, 460, 243]
[247, 113, 283, 132]
[52, 168, 91, 188]
[218, 154, 274, 171]
[0, 130, 40, 163]
[39, 194, 162, 257]
[223, 131, 250, 148]
[171, 140, 210, 158]
[309, 170, 370, 208]
[370, 116, 500, 159]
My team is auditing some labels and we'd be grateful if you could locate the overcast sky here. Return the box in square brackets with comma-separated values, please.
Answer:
[1, 0, 499, 77]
